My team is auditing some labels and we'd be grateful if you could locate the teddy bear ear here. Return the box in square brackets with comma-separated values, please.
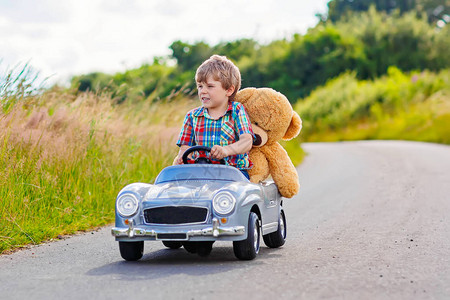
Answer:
[235, 88, 256, 104]
[282, 112, 302, 140]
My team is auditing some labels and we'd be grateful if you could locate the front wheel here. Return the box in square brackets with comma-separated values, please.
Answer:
[233, 212, 260, 260]
[182, 241, 197, 253]
[182, 241, 214, 257]
[263, 209, 287, 248]
[119, 241, 144, 261]
[162, 241, 182, 249]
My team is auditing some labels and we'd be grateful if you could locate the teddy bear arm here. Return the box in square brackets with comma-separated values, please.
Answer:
[262, 143, 300, 198]
[248, 148, 270, 183]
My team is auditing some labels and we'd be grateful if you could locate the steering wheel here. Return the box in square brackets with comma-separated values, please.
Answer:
[182, 146, 226, 165]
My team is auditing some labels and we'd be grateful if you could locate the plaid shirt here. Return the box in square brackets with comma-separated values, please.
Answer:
[177, 101, 254, 170]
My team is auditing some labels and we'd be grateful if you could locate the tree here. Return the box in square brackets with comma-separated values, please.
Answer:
[325, 0, 416, 22]
[169, 41, 213, 72]
[213, 39, 259, 62]
[334, 8, 445, 77]
[323, 0, 449, 25]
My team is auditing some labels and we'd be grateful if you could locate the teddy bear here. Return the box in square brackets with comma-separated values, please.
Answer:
[235, 87, 302, 198]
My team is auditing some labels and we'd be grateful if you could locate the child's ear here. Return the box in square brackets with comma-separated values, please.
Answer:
[226, 85, 235, 97]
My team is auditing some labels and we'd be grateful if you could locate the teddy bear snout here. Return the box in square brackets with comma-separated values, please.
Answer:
[254, 134, 262, 146]
[251, 123, 268, 147]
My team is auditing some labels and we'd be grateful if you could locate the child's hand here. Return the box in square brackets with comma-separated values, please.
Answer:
[173, 155, 183, 165]
[173, 145, 189, 165]
[210, 145, 230, 160]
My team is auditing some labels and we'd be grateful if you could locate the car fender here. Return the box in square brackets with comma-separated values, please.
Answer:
[115, 183, 153, 227]
[237, 193, 264, 234]
[240, 193, 261, 209]
[118, 182, 153, 198]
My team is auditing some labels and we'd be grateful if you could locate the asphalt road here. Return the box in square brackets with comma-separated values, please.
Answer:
[1, 141, 450, 299]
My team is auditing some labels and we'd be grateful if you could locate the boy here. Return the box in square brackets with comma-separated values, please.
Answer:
[174, 55, 254, 179]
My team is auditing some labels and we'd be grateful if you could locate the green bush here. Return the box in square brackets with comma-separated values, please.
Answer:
[296, 68, 450, 143]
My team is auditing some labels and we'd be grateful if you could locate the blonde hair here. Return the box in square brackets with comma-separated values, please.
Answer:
[195, 55, 241, 101]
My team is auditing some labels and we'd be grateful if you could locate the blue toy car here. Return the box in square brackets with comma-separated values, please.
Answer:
[111, 146, 286, 261]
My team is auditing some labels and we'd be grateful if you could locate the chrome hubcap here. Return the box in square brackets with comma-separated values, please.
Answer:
[253, 221, 260, 253]
[280, 213, 285, 238]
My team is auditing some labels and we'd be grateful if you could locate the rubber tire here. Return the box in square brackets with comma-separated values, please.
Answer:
[162, 241, 183, 249]
[263, 209, 287, 248]
[182, 241, 197, 253]
[233, 212, 260, 260]
[119, 241, 144, 261]
[196, 241, 214, 257]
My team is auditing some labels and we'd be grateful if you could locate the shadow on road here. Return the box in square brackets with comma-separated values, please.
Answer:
[86, 246, 283, 281]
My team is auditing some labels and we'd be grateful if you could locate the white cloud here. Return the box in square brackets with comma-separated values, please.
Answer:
[0, 0, 329, 86]
[1, 0, 69, 24]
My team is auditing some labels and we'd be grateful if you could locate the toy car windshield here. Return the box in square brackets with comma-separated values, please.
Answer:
[155, 164, 248, 184]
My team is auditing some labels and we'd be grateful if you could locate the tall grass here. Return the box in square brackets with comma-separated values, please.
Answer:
[295, 67, 450, 143]
[0, 62, 46, 113]
[0, 66, 198, 253]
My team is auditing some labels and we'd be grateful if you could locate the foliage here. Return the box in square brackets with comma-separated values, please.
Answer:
[323, 0, 450, 25]
[269, 27, 367, 100]
[71, 58, 180, 103]
[170, 41, 213, 72]
[170, 38, 260, 72]
[295, 67, 450, 144]
[242, 9, 448, 101]
[280, 139, 305, 167]
[0, 63, 45, 113]
[334, 7, 447, 77]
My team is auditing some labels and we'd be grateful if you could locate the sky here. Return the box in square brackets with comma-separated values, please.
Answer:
[0, 0, 329, 86]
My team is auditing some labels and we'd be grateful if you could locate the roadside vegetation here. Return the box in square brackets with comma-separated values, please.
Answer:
[295, 68, 450, 144]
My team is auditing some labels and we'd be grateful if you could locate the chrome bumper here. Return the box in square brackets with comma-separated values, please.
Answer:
[111, 218, 245, 239]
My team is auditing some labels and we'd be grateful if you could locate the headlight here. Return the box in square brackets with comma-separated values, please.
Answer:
[213, 191, 236, 215]
[116, 193, 139, 217]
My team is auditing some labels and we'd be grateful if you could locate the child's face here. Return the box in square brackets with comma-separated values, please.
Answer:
[197, 76, 234, 111]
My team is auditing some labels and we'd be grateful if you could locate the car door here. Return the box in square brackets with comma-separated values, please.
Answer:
[259, 181, 280, 234]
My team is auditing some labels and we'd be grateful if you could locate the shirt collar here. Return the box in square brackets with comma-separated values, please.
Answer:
[193, 102, 233, 118]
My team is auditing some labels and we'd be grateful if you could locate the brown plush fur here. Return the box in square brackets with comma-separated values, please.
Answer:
[235, 87, 302, 198]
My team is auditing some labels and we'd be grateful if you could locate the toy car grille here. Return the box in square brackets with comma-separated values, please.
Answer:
[143, 206, 208, 224]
